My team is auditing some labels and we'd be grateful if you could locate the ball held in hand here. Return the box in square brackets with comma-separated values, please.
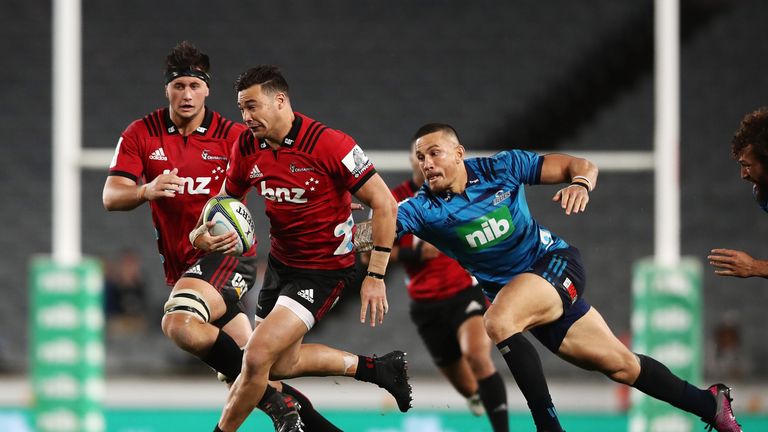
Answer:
[202, 196, 256, 255]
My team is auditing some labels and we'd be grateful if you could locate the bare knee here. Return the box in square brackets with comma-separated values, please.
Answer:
[483, 308, 523, 343]
[161, 314, 210, 355]
[242, 345, 282, 381]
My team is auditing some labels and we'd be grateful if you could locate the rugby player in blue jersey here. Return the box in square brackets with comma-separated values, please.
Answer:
[393, 123, 742, 432]
[710, 107, 768, 278]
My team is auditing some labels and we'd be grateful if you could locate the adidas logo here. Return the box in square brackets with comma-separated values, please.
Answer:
[297, 289, 314, 303]
[249, 164, 263, 179]
[493, 403, 508, 413]
[185, 265, 202, 275]
[465, 300, 483, 314]
[149, 148, 168, 161]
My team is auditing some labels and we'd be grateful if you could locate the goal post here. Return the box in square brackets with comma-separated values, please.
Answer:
[628, 1, 703, 431]
[34, 1, 106, 431]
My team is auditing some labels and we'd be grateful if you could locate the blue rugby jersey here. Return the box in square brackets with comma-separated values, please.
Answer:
[753, 184, 768, 213]
[396, 150, 569, 299]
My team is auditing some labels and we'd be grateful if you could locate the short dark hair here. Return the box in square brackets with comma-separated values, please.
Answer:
[412, 123, 461, 143]
[732, 107, 768, 163]
[165, 41, 210, 76]
[234, 65, 289, 95]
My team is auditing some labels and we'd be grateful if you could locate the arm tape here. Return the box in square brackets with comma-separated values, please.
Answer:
[367, 249, 390, 275]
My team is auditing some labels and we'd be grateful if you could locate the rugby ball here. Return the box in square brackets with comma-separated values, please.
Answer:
[202, 196, 256, 255]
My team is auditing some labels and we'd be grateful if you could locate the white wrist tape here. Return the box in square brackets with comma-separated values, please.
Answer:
[188, 224, 208, 248]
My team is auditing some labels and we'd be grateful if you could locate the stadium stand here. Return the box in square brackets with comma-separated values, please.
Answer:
[2, 0, 768, 382]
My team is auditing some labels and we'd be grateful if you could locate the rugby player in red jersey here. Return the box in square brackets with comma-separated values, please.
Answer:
[193, 65, 410, 432]
[387, 138, 509, 431]
[103, 42, 338, 431]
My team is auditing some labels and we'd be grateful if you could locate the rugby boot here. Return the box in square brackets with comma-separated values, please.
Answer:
[467, 393, 485, 416]
[371, 350, 413, 412]
[260, 390, 305, 432]
[704, 383, 742, 432]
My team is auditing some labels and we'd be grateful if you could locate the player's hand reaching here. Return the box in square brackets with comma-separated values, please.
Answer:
[552, 183, 590, 215]
[189, 221, 240, 255]
[708, 248, 768, 278]
[360, 276, 388, 327]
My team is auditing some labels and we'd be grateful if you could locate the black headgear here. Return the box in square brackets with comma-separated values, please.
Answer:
[164, 67, 210, 85]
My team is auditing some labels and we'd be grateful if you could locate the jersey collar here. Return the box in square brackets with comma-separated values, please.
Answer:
[257, 112, 303, 150]
[163, 107, 213, 136]
[465, 161, 480, 187]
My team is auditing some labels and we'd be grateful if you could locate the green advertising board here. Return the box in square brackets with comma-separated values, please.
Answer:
[629, 257, 702, 432]
[30, 257, 104, 432]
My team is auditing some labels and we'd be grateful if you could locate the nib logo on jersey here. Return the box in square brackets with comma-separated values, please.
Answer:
[456, 206, 515, 250]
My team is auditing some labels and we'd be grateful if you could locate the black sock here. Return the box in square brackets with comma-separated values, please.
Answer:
[478, 372, 509, 432]
[200, 330, 244, 382]
[632, 354, 716, 421]
[497, 333, 563, 432]
[258, 384, 278, 407]
[354, 355, 376, 383]
[282, 383, 342, 432]
[213, 425, 224, 432]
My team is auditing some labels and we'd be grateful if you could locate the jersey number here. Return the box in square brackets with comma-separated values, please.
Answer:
[333, 214, 355, 255]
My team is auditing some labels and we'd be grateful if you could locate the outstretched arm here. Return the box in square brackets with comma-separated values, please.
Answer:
[708, 248, 768, 278]
[353, 173, 398, 327]
[540, 153, 598, 215]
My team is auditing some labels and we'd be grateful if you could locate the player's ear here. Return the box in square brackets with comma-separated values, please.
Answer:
[275, 92, 286, 108]
[455, 145, 465, 163]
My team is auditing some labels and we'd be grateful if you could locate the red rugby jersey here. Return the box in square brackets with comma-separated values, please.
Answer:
[392, 180, 474, 301]
[108, 107, 253, 286]
[225, 112, 375, 270]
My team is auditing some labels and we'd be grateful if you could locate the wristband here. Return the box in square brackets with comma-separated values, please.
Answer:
[373, 245, 392, 253]
[569, 182, 590, 191]
[366, 271, 385, 279]
[571, 175, 593, 191]
[368, 248, 391, 275]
